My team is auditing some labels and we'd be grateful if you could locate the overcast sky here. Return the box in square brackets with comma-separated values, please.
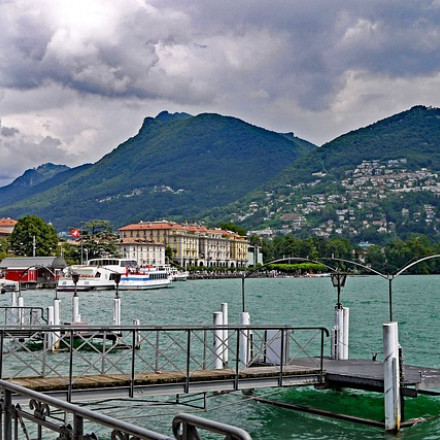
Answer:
[1, 1, 440, 186]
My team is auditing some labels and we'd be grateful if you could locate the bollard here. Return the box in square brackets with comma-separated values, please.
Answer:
[18, 295, 24, 326]
[333, 307, 349, 360]
[133, 319, 141, 349]
[10, 291, 18, 325]
[239, 312, 251, 367]
[47, 306, 54, 351]
[342, 307, 350, 360]
[72, 295, 81, 323]
[383, 322, 401, 432]
[53, 298, 61, 349]
[113, 298, 121, 326]
[221, 303, 229, 365]
[213, 312, 223, 369]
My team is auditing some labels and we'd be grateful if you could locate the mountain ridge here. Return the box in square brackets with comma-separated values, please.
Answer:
[0, 111, 314, 230]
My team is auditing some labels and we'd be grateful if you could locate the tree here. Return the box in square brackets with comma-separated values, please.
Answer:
[0, 238, 10, 260]
[9, 215, 58, 256]
[219, 222, 246, 236]
[165, 246, 174, 263]
[79, 220, 118, 260]
[364, 245, 387, 272]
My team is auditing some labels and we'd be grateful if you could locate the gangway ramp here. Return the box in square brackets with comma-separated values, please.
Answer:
[0, 324, 328, 401]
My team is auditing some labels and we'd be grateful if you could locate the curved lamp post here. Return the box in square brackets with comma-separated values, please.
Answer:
[330, 254, 440, 322]
[241, 256, 340, 313]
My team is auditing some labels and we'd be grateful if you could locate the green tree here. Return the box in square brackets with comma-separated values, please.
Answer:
[165, 246, 174, 263]
[219, 222, 246, 236]
[0, 238, 10, 260]
[9, 215, 58, 256]
[79, 220, 118, 259]
[364, 245, 387, 272]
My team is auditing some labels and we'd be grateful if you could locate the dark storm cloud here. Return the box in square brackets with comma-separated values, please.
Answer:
[2, 0, 440, 183]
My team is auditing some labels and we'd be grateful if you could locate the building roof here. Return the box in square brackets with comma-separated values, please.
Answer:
[118, 238, 165, 246]
[119, 221, 185, 231]
[0, 218, 17, 227]
[119, 221, 245, 239]
[0, 256, 67, 269]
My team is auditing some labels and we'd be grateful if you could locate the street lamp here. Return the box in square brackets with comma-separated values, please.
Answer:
[330, 270, 347, 309]
[72, 273, 80, 297]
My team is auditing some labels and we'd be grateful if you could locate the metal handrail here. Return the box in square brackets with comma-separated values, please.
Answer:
[0, 379, 173, 439]
[0, 324, 329, 400]
[0, 380, 253, 440]
[173, 413, 252, 440]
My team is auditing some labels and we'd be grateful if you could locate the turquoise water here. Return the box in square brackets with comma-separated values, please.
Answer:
[4, 275, 440, 439]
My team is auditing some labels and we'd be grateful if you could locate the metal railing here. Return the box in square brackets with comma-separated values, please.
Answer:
[0, 379, 251, 439]
[0, 307, 47, 326]
[0, 324, 329, 400]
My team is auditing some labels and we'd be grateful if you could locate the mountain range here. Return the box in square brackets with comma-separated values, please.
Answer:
[1, 106, 440, 243]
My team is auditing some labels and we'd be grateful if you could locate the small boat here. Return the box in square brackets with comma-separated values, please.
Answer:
[159, 265, 189, 281]
[57, 258, 171, 292]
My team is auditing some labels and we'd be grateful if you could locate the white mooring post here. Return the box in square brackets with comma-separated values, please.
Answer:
[133, 319, 141, 349]
[239, 312, 251, 367]
[17, 295, 24, 326]
[72, 295, 81, 323]
[332, 307, 350, 360]
[47, 306, 54, 350]
[213, 311, 224, 369]
[221, 303, 229, 365]
[53, 298, 61, 349]
[383, 322, 401, 432]
[113, 297, 121, 326]
[10, 291, 18, 325]
[342, 307, 350, 360]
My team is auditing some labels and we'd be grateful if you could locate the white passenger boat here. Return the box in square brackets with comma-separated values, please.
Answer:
[57, 258, 171, 292]
[160, 265, 189, 281]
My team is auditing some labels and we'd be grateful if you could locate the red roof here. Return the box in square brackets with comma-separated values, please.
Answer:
[119, 221, 185, 231]
[0, 218, 17, 227]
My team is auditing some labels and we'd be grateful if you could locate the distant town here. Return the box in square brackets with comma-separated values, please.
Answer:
[245, 158, 440, 239]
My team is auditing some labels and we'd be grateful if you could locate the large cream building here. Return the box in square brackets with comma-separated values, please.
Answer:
[118, 221, 249, 268]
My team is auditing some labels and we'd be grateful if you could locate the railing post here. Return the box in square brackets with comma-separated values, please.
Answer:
[185, 330, 191, 393]
[68, 329, 74, 403]
[320, 328, 325, 383]
[279, 329, 285, 387]
[155, 332, 160, 372]
[73, 414, 84, 439]
[130, 328, 136, 398]
[203, 329, 207, 370]
[3, 389, 11, 440]
[0, 331, 4, 379]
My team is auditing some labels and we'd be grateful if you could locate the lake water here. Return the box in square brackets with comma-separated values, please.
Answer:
[4, 275, 440, 439]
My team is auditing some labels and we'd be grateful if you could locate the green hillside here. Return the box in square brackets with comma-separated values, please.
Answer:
[214, 106, 440, 243]
[0, 112, 314, 230]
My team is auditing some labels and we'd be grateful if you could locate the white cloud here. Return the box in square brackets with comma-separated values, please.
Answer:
[2, 0, 440, 185]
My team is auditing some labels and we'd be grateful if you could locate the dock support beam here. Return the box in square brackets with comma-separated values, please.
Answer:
[383, 322, 401, 432]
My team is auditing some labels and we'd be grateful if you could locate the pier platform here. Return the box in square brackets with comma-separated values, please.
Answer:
[8, 358, 440, 402]
[1, 324, 440, 405]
